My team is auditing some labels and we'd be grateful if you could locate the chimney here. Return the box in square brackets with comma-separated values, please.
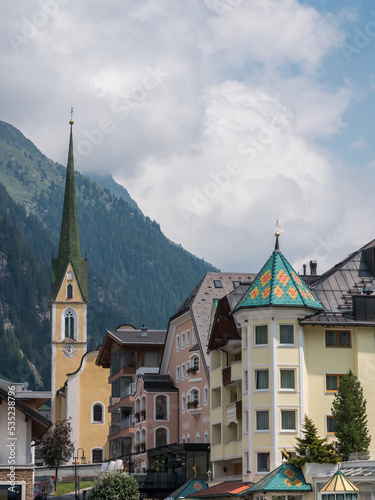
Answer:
[303, 264, 306, 276]
[141, 326, 148, 338]
[310, 260, 317, 276]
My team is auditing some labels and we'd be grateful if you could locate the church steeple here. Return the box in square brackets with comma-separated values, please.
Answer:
[58, 113, 81, 260]
[51, 112, 88, 301]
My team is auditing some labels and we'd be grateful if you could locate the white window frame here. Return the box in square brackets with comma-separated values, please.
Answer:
[280, 409, 297, 432]
[279, 324, 295, 345]
[254, 324, 268, 346]
[181, 331, 185, 349]
[256, 452, 270, 473]
[181, 363, 185, 380]
[279, 369, 296, 391]
[91, 402, 105, 424]
[255, 369, 269, 391]
[176, 365, 180, 382]
[186, 330, 190, 346]
[255, 409, 269, 432]
[176, 335, 180, 351]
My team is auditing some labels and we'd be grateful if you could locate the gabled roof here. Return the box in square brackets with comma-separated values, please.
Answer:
[0, 387, 51, 441]
[301, 238, 375, 326]
[165, 478, 208, 500]
[160, 272, 254, 377]
[320, 470, 359, 493]
[244, 464, 312, 493]
[234, 238, 323, 311]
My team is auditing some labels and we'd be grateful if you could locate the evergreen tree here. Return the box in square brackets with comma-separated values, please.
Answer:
[289, 415, 339, 468]
[88, 471, 139, 500]
[331, 369, 371, 461]
[38, 419, 74, 491]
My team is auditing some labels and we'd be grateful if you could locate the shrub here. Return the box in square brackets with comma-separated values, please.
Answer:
[88, 471, 139, 500]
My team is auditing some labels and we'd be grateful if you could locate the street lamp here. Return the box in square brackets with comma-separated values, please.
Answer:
[74, 447, 86, 500]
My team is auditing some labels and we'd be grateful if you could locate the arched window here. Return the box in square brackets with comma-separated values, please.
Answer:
[186, 433, 190, 443]
[141, 396, 146, 421]
[92, 403, 104, 423]
[182, 395, 186, 412]
[155, 428, 167, 447]
[204, 431, 209, 443]
[187, 389, 199, 409]
[141, 428, 146, 451]
[65, 310, 75, 339]
[135, 398, 140, 422]
[192, 355, 199, 370]
[196, 432, 200, 443]
[155, 395, 167, 420]
[67, 284, 73, 299]
[135, 430, 141, 453]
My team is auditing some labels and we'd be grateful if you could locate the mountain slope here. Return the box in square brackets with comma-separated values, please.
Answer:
[0, 121, 217, 388]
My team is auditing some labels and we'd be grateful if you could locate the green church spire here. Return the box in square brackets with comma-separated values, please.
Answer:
[51, 112, 88, 301]
[58, 116, 81, 260]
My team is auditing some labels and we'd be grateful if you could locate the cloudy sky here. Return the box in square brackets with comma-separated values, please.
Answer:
[2, 0, 375, 274]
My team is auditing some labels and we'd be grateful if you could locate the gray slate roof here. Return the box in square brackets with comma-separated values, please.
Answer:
[110, 327, 166, 344]
[301, 239, 375, 326]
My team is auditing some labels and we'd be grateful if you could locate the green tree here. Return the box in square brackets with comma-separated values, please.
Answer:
[38, 419, 74, 491]
[289, 415, 339, 468]
[88, 471, 139, 500]
[331, 369, 371, 461]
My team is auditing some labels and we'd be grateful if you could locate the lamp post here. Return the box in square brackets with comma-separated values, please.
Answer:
[74, 447, 86, 500]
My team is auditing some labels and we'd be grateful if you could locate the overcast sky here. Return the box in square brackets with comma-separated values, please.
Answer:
[2, 0, 375, 274]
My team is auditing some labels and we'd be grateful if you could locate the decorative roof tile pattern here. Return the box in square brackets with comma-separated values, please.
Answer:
[320, 470, 359, 493]
[189, 480, 252, 498]
[165, 478, 208, 499]
[244, 464, 312, 493]
[234, 250, 323, 311]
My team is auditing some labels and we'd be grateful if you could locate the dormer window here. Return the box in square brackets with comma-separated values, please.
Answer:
[214, 280, 222, 288]
[67, 284, 73, 299]
[67, 271, 73, 281]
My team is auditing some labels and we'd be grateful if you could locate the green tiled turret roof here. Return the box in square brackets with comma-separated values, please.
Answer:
[51, 119, 87, 301]
[234, 236, 323, 311]
[243, 464, 312, 493]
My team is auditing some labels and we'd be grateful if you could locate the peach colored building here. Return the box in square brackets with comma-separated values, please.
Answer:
[96, 325, 166, 460]
[160, 272, 254, 446]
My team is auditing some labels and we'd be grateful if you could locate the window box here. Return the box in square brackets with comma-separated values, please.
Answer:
[187, 400, 199, 409]
[135, 412, 140, 422]
[187, 366, 198, 375]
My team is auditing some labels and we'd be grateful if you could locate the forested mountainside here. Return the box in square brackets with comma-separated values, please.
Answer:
[0, 121, 217, 389]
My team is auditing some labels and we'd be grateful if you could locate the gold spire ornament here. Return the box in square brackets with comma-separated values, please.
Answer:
[69, 106, 74, 125]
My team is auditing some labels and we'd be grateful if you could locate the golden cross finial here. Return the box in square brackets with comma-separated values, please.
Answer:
[69, 107, 74, 125]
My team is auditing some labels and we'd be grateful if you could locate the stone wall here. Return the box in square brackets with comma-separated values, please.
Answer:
[0, 468, 33, 500]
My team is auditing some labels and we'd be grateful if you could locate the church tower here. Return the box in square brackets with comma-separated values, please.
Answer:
[51, 115, 88, 423]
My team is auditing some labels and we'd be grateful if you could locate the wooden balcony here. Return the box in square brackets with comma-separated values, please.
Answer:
[235, 400, 242, 420]
[222, 366, 231, 386]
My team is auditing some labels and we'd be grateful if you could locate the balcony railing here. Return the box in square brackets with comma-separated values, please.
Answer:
[236, 400, 242, 419]
[226, 402, 236, 420]
[120, 383, 136, 400]
[120, 415, 134, 430]
[109, 396, 120, 407]
[222, 366, 231, 386]
[109, 423, 120, 436]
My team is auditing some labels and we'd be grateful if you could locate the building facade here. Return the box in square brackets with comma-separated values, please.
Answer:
[208, 234, 375, 485]
[51, 119, 110, 463]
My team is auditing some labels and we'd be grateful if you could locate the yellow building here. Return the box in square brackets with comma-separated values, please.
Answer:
[208, 231, 375, 487]
[50, 118, 110, 463]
